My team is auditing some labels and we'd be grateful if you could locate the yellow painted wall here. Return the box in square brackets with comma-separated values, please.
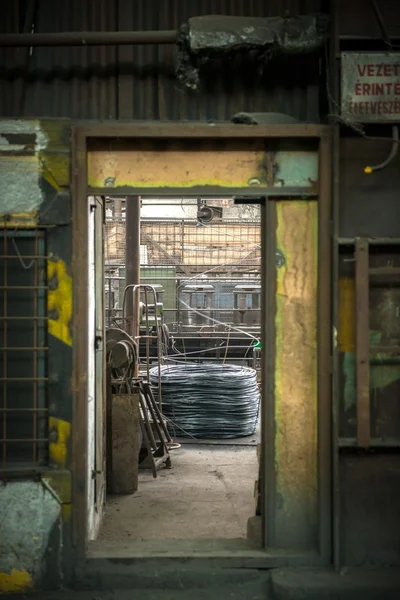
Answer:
[274, 200, 318, 549]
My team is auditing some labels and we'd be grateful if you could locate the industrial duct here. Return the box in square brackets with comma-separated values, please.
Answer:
[176, 13, 329, 90]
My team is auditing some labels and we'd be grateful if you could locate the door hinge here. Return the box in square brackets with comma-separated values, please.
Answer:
[92, 469, 102, 479]
[95, 335, 102, 350]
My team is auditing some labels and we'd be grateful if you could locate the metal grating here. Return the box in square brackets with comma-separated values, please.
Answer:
[105, 216, 261, 329]
[106, 218, 261, 270]
[0, 228, 49, 477]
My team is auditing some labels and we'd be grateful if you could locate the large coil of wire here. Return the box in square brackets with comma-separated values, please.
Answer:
[149, 364, 260, 439]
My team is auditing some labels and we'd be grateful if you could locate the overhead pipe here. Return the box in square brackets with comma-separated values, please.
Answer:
[0, 30, 178, 47]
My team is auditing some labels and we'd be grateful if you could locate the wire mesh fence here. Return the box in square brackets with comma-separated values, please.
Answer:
[105, 216, 261, 331]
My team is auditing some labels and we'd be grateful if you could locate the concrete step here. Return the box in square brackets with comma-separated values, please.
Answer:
[4, 567, 399, 600]
[74, 564, 271, 592]
[1, 585, 271, 600]
[271, 567, 400, 600]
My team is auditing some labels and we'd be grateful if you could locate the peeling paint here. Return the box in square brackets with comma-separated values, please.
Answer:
[0, 211, 38, 228]
[43, 471, 72, 504]
[0, 481, 60, 588]
[47, 257, 73, 347]
[49, 417, 71, 469]
[341, 329, 400, 412]
[273, 151, 318, 188]
[339, 276, 400, 410]
[0, 120, 49, 152]
[0, 134, 25, 152]
[0, 569, 33, 593]
[88, 144, 318, 191]
[274, 200, 318, 549]
[62, 504, 72, 522]
[0, 120, 48, 213]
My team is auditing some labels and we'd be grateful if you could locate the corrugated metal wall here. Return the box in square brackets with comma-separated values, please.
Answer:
[0, 0, 323, 121]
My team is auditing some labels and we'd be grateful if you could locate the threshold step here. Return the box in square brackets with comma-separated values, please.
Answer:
[1, 583, 270, 600]
[75, 564, 270, 591]
[271, 567, 400, 600]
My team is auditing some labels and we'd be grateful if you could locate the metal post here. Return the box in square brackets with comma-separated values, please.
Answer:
[114, 198, 123, 219]
[355, 238, 371, 449]
[330, 0, 341, 571]
[261, 198, 277, 549]
[125, 196, 141, 341]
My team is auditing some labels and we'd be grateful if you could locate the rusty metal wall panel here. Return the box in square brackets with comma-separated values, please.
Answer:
[338, 246, 400, 445]
[0, 0, 118, 119]
[340, 454, 400, 566]
[339, 137, 400, 238]
[339, 0, 400, 37]
[154, 0, 321, 122]
[0, 0, 322, 121]
[273, 200, 319, 550]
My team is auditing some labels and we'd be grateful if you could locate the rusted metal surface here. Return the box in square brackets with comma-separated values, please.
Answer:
[369, 249, 400, 445]
[341, 52, 400, 122]
[0, 0, 321, 120]
[0, 0, 119, 119]
[340, 454, 400, 566]
[88, 141, 316, 193]
[263, 131, 331, 558]
[71, 126, 89, 555]
[338, 242, 400, 448]
[88, 140, 270, 191]
[87, 131, 320, 195]
[177, 14, 328, 90]
[339, 137, 400, 238]
[84, 123, 325, 138]
[338, 0, 400, 38]
[355, 238, 371, 448]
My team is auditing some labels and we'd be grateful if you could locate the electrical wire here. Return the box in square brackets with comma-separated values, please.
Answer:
[150, 363, 260, 439]
[178, 297, 260, 341]
[166, 342, 254, 358]
[223, 327, 230, 365]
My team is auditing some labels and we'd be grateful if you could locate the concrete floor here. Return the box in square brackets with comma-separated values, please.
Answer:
[97, 444, 258, 543]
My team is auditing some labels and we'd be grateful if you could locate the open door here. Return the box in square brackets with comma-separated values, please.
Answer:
[87, 196, 106, 539]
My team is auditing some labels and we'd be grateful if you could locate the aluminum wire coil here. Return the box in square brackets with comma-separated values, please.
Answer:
[149, 363, 260, 439]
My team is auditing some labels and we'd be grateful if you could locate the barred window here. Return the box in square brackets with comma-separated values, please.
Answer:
[0, 229, 48, 477]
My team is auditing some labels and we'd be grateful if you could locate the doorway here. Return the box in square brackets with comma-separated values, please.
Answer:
[97, 196, 261, 546]
[72, 123, 331, 564]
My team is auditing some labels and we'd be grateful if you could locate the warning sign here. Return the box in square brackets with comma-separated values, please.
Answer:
[341, 52, 400, 122]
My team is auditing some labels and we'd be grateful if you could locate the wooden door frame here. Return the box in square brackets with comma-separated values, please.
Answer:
[71, 123, 331, 563]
